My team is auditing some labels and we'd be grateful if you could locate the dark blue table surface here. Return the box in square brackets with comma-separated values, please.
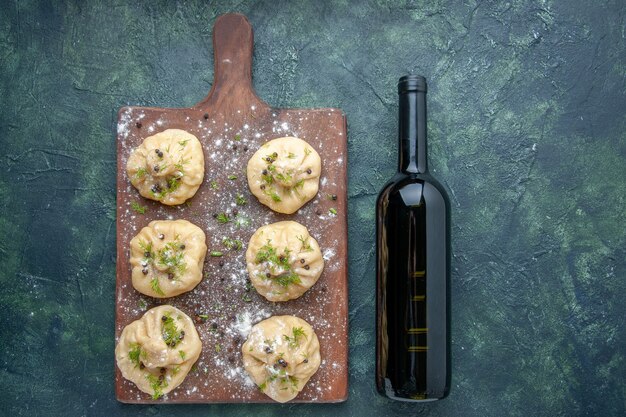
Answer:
[1, 1, 624, 416]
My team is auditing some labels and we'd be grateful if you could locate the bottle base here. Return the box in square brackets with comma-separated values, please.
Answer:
[377, 378, 449, 402]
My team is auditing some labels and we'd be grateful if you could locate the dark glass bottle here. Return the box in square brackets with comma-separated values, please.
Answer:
[375, 75, 451, 401]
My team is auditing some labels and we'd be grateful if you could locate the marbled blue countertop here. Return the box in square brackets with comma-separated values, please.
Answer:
[1, 1, 624, 416]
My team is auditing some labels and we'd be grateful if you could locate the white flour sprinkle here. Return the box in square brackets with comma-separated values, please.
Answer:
[233, 309, 271, 338]
[117, 109, 133, 138]
[115, 105, 348, 402]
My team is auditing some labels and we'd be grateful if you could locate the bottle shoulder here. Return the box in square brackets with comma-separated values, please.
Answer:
[379, 172, 447, 193]
[378, 172, 450, 207]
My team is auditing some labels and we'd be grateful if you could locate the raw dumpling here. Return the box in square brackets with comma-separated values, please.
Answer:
[246, 221, 324, 302]
[246, 137, 321, 214]
[242, 315, 321, 403]
[127, 129, 204, 205]
[115, 305, 202, 399]
[130, 220, 207, 298]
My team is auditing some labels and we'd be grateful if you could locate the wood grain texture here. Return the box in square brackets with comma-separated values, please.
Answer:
[115, 13, 348, 404]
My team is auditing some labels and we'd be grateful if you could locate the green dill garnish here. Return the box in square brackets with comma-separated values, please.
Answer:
[235, 194, 247, 206]
[128, 343, 143, 367]
[215, 343, 222, 353]
[198, 314, 209, 320]
[228, 174, 238, 180]
[304, 147, 312, 157]
[134, 167, 148, 179]
[329, 208, 338, 215]
[296, 235, 313, 252]
[285, 327, 306, 347]
[210, 251, 223, 257]
[283, 327, 307, 348]
[287, 152, 296, 159]
[156, 241, 187, 277]
[270, 192, 282, 202]
[255, 241, 277, 264]
[178, 139, 190, 147]
[255, 242, 291, 270]
[171, 366, 181, 375]
[242, 293, 252, 302]
[274, 271, 301, 287]
[151, 277, 164, 296]
[131, 201, 147, 214]
[234, 134, 241, 141]
[161, 313, 184, 348]
[215, 212, 230, 224]
[261, 172, 274, 184]
[259, 372, 293, 392]
[167, 177, 180, 193]
[210, 180, 219, 190]
[150, 186, 166, 200]
[278, 375, 299, 391]
[179, 350, 186, 360]
[138, 240, 154, 258]
[233, 215, 251, 228]
[138, 299, 147, 309]
[290, 179, 305, 199]
[222, 238, 243, 251]
[255, 241, 301, 287]
[146, 373, 167, 399]
[275, 171, 292, 183]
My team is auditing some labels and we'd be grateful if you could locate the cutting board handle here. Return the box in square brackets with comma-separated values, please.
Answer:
[195, 13, 267, 110]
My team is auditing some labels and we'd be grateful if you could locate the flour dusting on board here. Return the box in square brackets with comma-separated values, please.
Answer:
[115, 102, 347, 403]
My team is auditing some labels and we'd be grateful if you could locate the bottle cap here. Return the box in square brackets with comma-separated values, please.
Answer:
[398, 75, 427, 93]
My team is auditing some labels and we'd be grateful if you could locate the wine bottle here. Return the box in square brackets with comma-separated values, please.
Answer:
[375, 75, 451, 401]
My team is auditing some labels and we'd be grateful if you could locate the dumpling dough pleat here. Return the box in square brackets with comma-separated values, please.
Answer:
[242, 315, 321, 403]
[127, 129, 204, 205]
[115, 305, 202, 399]
[130, 220, 207, 298]
[246, 137, 321, 214]
[246, 221, 324, 302]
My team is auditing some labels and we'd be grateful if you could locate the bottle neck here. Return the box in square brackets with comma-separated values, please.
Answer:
[398, 90, 428, 174]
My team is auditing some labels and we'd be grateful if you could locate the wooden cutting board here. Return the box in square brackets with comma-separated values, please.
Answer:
[115, 13, 348, 403]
